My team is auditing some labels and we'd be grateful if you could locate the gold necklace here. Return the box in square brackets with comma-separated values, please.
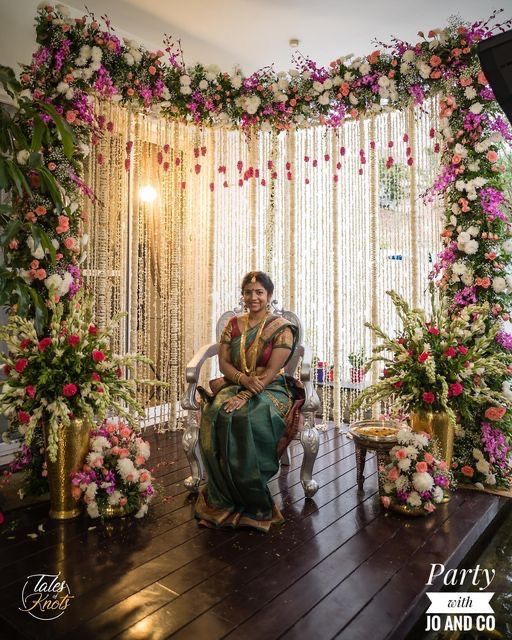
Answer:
[240, 313, 268, 375]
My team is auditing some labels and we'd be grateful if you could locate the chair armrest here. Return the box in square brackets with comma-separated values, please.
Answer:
[299, 343, 320, 413]
[186, 342, 219, 383]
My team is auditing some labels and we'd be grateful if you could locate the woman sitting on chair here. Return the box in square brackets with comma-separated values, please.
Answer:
[195, 271, 304, 532]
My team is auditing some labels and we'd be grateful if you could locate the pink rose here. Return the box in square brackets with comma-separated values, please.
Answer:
[139, 471, 150, 483]
[424, 502, 435, 513]
[416, 461, 428, 473]
[111, 446, 120, 456]
[395, 449, 408, 460]
[135, 456, 145, 466]
[18, 411, 30, 424]
[120, 427, 132, 439]
[380, 496, 391, 508]
[71, 486, 82, 500]
[64, 237, 75, 250]
[118, 448, 130, 458]
[448, 382, 464, 397]
[424, 453, 434, 465]
[388, 467, 400, 481]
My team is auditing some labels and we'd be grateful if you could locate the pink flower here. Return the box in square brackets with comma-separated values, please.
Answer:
[438, 461, 448, 471]
[395, 448, 408, 460]
[380, 496, 391, 508]
[38, 337, 52, 352]
[416, 461, 428, 473]
[484, 406, 506, 421]
[65, 110, 77, 123]
[92, 350, 105, 362]
[418, 352, 429, 363]
[62, 383, 78, 398]
[135, 455, 145, 466]
[71, 485, 82, 500]
[444, 347, 457, 358]
[486, 150, 498, 163]
[64, 237, 75, 250]
[67, 334, 80, 347]
[18, 411, 30, 424]
[91, 372, 101, 382]
[458, 345, 468, 355]
[424, 453, 434, 465]
[119, 497, 128, 507]
[118, 448, 130, 458]
[148, 65, 157, 75]
[428, 327, 440, 335]
[111, 446, 120, 456]
[56, 215, 70, 234]
[88, 325, 98, 335]
[140, 471, 150, 483]
[424, 502, 435, 513]
[461, 465, 474, 477]
[422, 391, 435, 404]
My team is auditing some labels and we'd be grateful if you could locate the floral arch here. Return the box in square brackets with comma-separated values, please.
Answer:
[0, 5, 511, 489]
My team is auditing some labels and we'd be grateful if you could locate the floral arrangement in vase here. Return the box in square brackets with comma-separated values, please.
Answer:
[351, 290, 512, 487]
[348, 349, 367, 383]
[380, 427, 452, 514]
[70, 417, 155, 518]
[0, 289, 159, 464]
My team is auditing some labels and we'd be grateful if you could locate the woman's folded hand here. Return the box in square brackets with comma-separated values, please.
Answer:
[241, 373, 265, 394]
[223, 395, 249, 413]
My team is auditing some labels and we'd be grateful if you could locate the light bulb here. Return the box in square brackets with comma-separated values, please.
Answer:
[139, 185, 157, 203]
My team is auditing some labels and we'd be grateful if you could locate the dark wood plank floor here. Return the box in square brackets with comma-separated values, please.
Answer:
[0, 424, 509, 640]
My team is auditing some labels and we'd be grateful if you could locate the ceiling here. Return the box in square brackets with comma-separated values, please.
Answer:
[0, 0, 508, 76]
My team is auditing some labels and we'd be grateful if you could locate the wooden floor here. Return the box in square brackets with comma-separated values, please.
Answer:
[0, 425, 509, 640]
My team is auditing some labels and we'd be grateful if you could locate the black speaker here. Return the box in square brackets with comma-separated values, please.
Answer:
[477, 29, 512, 125]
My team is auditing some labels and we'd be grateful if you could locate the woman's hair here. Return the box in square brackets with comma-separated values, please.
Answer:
[241, 271, 274, 296]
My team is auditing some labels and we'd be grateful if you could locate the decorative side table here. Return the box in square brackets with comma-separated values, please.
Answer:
[349, 420, 400, 490]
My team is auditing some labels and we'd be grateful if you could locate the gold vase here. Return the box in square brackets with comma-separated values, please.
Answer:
[101, 503, 135, 519]
[44, 418, 91, 520]
[410, 409, 454, 503]
[390, 501, 427, 517]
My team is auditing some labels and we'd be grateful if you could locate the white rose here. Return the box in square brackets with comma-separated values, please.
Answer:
[318, 92, 330, 105]
[485, 473, 496, 486]
[462, 239, 479, 255]
[492, 277, 507, 293]
[452, 261, 467, 276]
[134, 504, 149, 518]
[26, 236, 45, 260]
[16, 150, 30, 165]
[457, 231, 471, 244]
[198, 79, 208, 90]
[323, 79, 333, 90]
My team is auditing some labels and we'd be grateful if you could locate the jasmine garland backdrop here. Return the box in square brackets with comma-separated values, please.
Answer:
[1, 6, 511, 490]
[83, 99, 443, 429]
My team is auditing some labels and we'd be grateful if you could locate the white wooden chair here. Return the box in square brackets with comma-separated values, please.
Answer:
[180, 301, 321, 498]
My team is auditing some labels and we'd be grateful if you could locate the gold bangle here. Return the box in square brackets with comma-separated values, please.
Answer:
[234, 371, 243, 385]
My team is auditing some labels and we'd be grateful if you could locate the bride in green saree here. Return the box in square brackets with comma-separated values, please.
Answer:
[195, 271, 304, 533]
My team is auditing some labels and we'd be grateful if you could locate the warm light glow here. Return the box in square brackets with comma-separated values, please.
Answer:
[139, 185, 157, 203]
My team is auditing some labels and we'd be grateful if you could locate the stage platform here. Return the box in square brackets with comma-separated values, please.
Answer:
[0, 425, 509, 639]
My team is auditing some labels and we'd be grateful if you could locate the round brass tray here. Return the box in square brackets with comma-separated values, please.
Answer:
[349, 419, 401, 447]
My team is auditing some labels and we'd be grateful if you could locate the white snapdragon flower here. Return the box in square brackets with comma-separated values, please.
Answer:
[486, 473, 496, 486]
[231, 74, 243, 89]
[472, 448, 483, 460]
